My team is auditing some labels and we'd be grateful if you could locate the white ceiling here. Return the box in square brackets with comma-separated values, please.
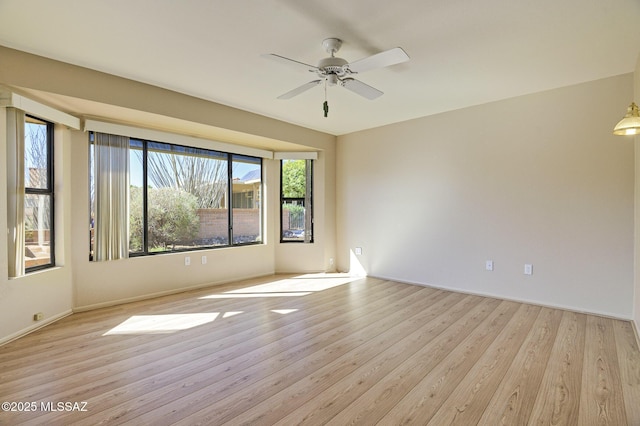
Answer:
[1, 0, 639, 136]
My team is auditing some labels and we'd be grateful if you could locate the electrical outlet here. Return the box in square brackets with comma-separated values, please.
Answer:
[33, 312, 43, 321]
[485, 260, 494, 271]
[329, 257, 334, 266]
[201, 255, 207, 265]
[524, 264, 533, 275]
[355, 247, 363, 255]
[185, 256, 191, 266]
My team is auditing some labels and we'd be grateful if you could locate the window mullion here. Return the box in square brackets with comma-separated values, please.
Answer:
[142, 140, 149, 254]
[227, 154, 233, 245]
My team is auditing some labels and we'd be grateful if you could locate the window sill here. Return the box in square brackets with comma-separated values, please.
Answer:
[9, 265, 61, 280]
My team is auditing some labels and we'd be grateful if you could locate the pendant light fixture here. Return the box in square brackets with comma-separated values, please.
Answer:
[613, 102, 640, 136]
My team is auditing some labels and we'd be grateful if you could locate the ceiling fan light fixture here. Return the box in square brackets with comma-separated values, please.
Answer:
[327, 74, 339, 86]
[613, 102, 640, 136]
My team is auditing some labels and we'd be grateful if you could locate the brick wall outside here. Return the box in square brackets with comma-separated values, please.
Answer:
[282, 209, 290, 231]
[232, 208, 261, 237]
[197, 209, 229, 239]
[197, 208, 261, 239]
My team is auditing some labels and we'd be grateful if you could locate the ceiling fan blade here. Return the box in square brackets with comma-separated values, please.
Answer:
[261, 53, 319, 73]
[277, 80, 323, 99]
[340, 78, 383, 100]
[346, 47, 410, 74]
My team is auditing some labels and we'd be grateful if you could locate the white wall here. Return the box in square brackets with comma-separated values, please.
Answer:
[0, 114, 74, 344]
[337, 74, 635, 318]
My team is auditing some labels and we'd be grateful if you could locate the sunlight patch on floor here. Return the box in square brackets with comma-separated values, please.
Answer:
[199, 292, 312, 299]
[103, 274, 364, 336]
[271, 309, 298, 315]
[103, 313, 219, 335]
[199, 273, 361, 300]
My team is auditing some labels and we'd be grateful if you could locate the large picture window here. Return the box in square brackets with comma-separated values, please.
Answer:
[280, 159, 313, 243]
[24, 115, 55, 271]
[90, 134, 262, 259]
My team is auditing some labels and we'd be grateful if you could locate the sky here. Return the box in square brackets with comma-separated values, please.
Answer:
[128, 151, 260, 188]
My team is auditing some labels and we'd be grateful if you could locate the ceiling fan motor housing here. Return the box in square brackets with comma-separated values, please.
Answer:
[317, 56, 348, 80]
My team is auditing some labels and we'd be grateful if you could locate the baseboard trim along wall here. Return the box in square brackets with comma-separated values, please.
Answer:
[0, 309, 73, 347]
[371, 274, 633, 322]
[72, 272, 275, 313]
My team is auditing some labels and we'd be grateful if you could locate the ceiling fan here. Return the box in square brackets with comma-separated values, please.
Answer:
[262, 38, 410, 116]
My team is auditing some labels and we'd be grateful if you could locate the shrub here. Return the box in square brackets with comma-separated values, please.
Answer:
[129, 186, 200, 251]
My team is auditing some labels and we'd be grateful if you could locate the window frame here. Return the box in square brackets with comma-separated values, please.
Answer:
[24, 114, 55, 272]
[90, 133, 263, 259]
[280, 159, 313, 243]
[231, 154, 264, 246]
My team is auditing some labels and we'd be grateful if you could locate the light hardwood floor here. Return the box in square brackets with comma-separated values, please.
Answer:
[1, 274, 639, 425]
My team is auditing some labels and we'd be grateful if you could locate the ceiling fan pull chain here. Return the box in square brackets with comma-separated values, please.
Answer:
[323, 81, 329, 117]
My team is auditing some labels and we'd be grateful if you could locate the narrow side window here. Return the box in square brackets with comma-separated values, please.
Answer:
[24, 115, 55, 271]
[281, 159, 313, 243]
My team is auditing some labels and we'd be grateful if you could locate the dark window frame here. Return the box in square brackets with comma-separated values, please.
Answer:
[280, 159, 313, 243]
[90, 134, 263, 259]
[231, 153, 263, 246]
[25, 114, 55, 272]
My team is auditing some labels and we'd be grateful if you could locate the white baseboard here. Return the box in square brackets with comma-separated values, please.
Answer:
[371, 274, 632, 322]
[73, 272, 274, 312]
[0, 309, 73, 347]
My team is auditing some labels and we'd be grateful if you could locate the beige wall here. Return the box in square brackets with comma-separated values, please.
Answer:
[0, 47, 336, 342]
[634, 53, 640, 336]
[0, 117, 74, 342]
[337, 74, 635, 318]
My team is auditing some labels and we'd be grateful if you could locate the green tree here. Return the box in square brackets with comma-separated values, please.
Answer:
[129, 186, 144, 252]
[129, 186, 200, 251]
[282, 159, 306, 198]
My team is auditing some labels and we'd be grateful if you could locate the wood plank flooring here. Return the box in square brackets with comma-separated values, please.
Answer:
[0, 274, 639, 425]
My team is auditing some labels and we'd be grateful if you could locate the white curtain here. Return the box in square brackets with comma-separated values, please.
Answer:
[94, 132, 130, 261]
[6, 108, 25, 277]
